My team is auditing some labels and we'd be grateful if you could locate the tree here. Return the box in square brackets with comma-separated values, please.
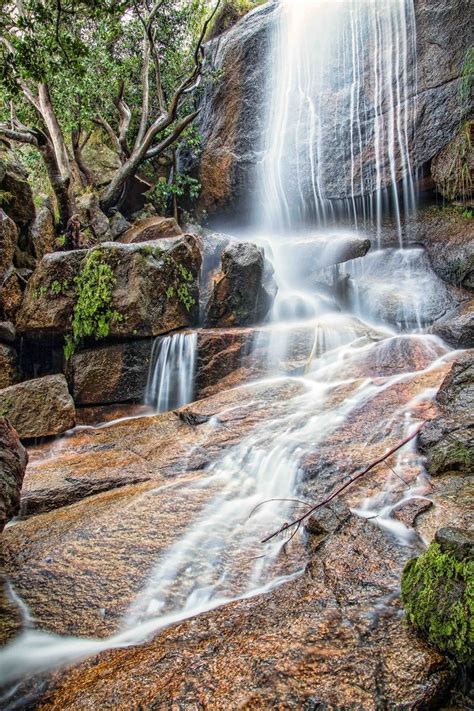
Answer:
[0, 0, 219, 227]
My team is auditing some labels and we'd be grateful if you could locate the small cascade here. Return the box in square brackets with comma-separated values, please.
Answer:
[145, 333, 197, 413]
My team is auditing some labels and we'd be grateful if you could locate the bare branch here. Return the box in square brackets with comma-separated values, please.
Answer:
[261, 422, 426, 545]
[0, 124, 39, 146]
[144, 110, 199, 159]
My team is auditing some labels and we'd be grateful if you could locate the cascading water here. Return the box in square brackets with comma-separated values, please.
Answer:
[0, 0, 460, 698]
[260, 0, 417, 237]
[145, 333, 197, 412]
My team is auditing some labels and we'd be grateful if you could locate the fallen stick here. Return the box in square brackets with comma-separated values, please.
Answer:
[261, 421, 425, 544]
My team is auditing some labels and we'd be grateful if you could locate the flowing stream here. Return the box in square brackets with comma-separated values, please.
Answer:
[0, 0, 459, 696]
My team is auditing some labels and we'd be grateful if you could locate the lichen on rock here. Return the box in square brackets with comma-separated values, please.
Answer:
[401, 528, 473, 666]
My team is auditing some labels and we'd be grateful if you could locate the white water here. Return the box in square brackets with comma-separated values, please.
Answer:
[145, 332, 197, 412]
[0, 0, 457, 699]
[260, 0, 417, 237]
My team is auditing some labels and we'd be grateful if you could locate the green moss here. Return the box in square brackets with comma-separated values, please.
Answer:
[64, 248, 122, 360]
[429, 437, 474, 476]
[401, 542, 473, 665]
[154, 249, 196, 312]
[0, 397, 13, 417]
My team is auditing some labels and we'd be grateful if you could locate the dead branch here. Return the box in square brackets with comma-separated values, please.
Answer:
[261, 422, 426, 544]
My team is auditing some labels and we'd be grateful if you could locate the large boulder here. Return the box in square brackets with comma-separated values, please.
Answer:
[0, 417, 27, 532]
[0, 374, 76, 439]
[405, 207, 474, 291]
[192, 1, 471, 220]
[401, 527, 473, 666]
[68, 339, 153, 406]
[205, 241, 276, 326]
[430, 299, 474, 349]
[418, 353, 474, 476]
[0, 269, 25, 324]
[0, 210, 18, 282]
[119, 216, 183, 243]
[17, 236, 201, 339]
[0, 344, 18, 389]
[30, 202, 57, 259]
[76, 193, 112, 243]
[0, 143, 35, 227]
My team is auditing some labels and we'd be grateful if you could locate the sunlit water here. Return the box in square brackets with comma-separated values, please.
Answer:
[0, 0, 458, 698]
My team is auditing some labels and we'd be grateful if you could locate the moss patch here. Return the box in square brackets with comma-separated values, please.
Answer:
[64, 248, 122, 359]
[401, 541, 473, 665]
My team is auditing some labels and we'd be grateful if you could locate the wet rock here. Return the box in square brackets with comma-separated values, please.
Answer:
[0, 417, 27, 532]
[68, 339, 153, 405]
[76, 193, 112, 243]
[0, 321, 15, 343]
[418, 353, 474, 476]
[0, 144, 35, 227]
[0, 344, 18, 389]
[0, 210, 18, 282]
[109, 211, 131, 240]
[412, 207, 474, 290]
[401, 528, 473, 665]
[194, 1, 471, 219]
[435, 526, 474, 562]
[284, 233, 371, 285]
[0, 374, 76, 439]
[17, 236, 201, 338]
[191, 4, 274, 217]
[430, 299, 474, 349]
[30, 203, 57, 259]
[119, 216, 183, 243]
[205, 242, 276, 326]
[346, 247, 463, 328]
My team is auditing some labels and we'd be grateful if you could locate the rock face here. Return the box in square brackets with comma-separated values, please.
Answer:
[401, 527, 473, 666]
[190, 4, 273, 217]
[0, 375, 76, 439]
[119, 216, 183, 243]
[0, 144, 35, 227]
[0, 417, 27, 532]
[193, 1, 471, 220]
[431, 123, 473, 202]
[76, 193, 112, 243]
[30, 203, 57, 259]
[17, 236, 201, 338]
[430, 299, 474, 349]
[69, 340, 153, 406]
[0, 210, 18, 282]
[418, 353, 474, 476]
[0, 344, 18, 389]
[205, 242, 276, 326]
[410, 207, 473, 291]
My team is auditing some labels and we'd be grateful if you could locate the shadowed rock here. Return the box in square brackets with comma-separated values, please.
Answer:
[0, 416, 28, 532]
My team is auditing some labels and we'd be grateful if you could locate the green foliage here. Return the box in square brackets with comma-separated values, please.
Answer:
[64, 248, 122, 359]
[460, 47, 474, 108]
[50, 279, 69, 296]
[154, 249, 196, 312]
[401, 542, 473, 665]
[150, 173, 201, 215]
[0, 189, 12, 205]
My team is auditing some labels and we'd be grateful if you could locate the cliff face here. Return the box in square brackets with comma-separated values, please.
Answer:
[193, 0, 471, 222]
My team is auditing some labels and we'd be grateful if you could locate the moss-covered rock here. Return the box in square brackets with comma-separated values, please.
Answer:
[401, 528, 473, 666]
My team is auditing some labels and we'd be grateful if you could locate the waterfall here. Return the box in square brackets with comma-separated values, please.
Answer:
[145, 333, 197, 413]
[0, 0, 456, 696]
[260, 0, 417, 236]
